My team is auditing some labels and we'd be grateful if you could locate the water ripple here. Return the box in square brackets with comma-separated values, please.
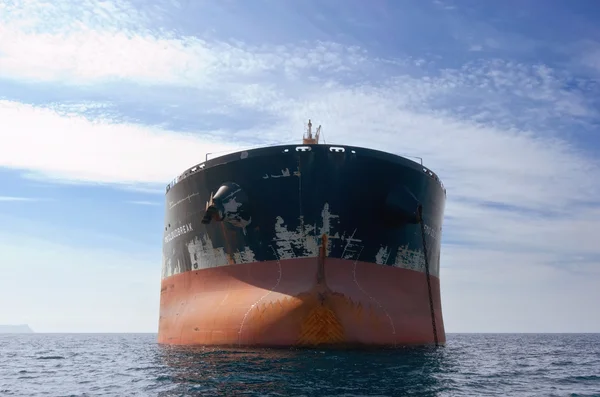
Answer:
[0, 334, 599, 396]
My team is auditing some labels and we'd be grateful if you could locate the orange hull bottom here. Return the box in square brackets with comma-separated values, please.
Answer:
[158, 258, 445, 347]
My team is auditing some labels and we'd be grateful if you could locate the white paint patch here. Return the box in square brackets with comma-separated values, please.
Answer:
[301, 218, 319, 257]
[273, 216, 310, 259]
[187, 234, 258, 270]
[393, 244, 426, 273]
[262, 167, 301, 179]
[241, 151, 248, 159]
[233, 247, 257, 264]
[319, 203, 339, 239]
[223, 197, 242, 213]
[220, 190, 252, 233]
[375, 246, 390, 265]
[423, 224, 439, 240]
[271, 168, 291, 178]
[187, 235, 229, 269]
[272, 203, 361, 259]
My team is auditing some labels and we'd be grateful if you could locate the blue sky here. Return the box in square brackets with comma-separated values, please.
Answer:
[1, 0, 599, 333]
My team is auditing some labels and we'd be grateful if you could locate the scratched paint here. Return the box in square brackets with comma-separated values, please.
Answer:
[393, 244, 424, 272]
[273, 216, 317, 259]
[262, 166, 301, 179]
[391, 243, 442, 277]
[206, 184, 253, 234]
[187, 235, 227, 269]
[162, 201, 440, 277]
[272, 168, 291, 178]
[169, 192, 199, 210]
[232, 246, 257, 264]
[222, 197, 242, 213]
[319, 203, 338, 238]
[162, 255, 185, 279]
[273, 203, 360, 260]
[184, 234, 258, 270]
[163, 228, 439, 278]
[375, 246, 390, 265]
[340, 229, 362, 260]
[222, 196, 252, 232]
[161, 253, 170, 279]
[423, 224, 439, 240]
[162, 144, 445, 280]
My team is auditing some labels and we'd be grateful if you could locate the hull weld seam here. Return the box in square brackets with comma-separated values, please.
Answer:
[351, 246, 397, 346]
[237, 245, 283, 346]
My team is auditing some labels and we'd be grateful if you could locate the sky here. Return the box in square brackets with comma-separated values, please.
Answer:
[1, 0, 599, 333]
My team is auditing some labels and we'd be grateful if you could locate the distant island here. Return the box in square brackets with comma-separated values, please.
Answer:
[0, 324, 34, 334]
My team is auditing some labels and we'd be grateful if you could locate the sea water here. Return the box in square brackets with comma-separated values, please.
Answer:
[1, 333, 599, 396]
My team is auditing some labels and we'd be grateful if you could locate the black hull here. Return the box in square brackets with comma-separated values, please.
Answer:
[162, 144, 445, 278]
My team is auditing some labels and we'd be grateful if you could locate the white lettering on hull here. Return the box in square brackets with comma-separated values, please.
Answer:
[164, 223, 193, 243]
[169, 192, 199, 210]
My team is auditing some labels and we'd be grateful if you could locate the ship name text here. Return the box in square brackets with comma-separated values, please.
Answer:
[165, 223, 194, 243]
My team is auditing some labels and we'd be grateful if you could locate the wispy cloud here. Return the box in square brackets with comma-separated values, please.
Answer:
[432, 0, 456, 11]
[0, 100, 240, 186]
[126, 200, 161, 206]
[0, 196, 47, 202]
[0, 0, 368, 88]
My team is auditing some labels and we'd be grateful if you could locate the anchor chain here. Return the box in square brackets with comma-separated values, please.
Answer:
[418, 205, 439, 347]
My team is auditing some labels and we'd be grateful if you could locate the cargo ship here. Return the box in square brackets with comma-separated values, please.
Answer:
[158, 120, 446, 347]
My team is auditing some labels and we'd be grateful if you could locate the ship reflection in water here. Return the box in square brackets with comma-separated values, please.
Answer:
[155, 345, 451, 396]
